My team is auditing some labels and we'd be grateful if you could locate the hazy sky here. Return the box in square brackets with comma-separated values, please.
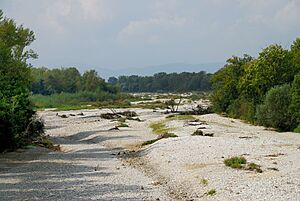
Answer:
[1, 0, 300, 72]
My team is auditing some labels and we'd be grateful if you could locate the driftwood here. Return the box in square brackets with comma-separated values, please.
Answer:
[100, 111, 138, 120]
[164, 105, 213, 115]
[179, 105, 213, 115]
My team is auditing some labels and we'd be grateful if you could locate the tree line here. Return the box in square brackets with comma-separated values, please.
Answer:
[211, 38, 300, 132]
[108, 71, 212, 93]
[31, 67, 118, 95]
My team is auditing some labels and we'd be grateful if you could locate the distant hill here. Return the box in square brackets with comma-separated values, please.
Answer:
[97, 62, 224, 79]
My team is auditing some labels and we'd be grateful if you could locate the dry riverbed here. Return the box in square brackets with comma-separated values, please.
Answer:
[1, 107, 300, 201]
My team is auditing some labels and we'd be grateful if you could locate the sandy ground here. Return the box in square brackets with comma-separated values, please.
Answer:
[0, 107, 300, 201]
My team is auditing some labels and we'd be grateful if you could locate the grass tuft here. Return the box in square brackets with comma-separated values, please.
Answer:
[224, 156, 263, 173]
[150, 121, 173, 134]
[117, 123, 129, 128]
[142, 132, 178, 146]
[200, 178, 208, 186]
[224, 156, 247, 169]
[207, 189, 216, 196]
[245, 162, 263, 173]
[166, 114, 196, 121]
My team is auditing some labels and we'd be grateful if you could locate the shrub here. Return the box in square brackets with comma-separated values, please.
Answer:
[245, 163, 263, 173]
[224, 156, 247, 169]
[294, 124, 300, 133]
[142, 132, 178, 146]
[289, 73, 300, 126]
[200, 178, 208, 186]
[207, 189, 216, 196]
[256, 84, 296, 131]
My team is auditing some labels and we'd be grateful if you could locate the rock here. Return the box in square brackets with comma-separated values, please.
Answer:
[192, 129, 203, 136]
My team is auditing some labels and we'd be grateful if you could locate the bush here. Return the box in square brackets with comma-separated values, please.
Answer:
[289, 73, 300, 125]
[227, 97, 256, 122]
[224, 156, 247, 169]
[293, 124, 300, 133]
[256, 84, 296, 131]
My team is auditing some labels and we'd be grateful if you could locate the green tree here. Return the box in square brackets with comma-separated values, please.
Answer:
[80, 70, 106, 92]
[0, 10, 43, 151]
[256, 84, 295, 131]
[239, 45, 294, 103]
[211, 55, 252, 112]
[291, 38, 300, 72]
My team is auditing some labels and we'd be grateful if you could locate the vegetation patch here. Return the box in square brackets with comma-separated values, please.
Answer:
[293, 124, 300, 133]
[224, 156, 263, 173]
[150, 121, 173, 134]
[206, 189, 216, 196]
[31, 93, 133, 110]
[117, 123, 129, 128]
[166, 114, 196, 121]
[211, 38, 300, 132]
[200, 178, 208, 186]
[32, 135, 60, 151]
[224, 156, 247, 169]
[142, 132, 178, 146]
[245, 163, 263, 173]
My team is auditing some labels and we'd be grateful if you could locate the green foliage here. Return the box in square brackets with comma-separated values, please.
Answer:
[239, 45, 295, 102]
[31, 67, 119, 95]
[211, 38, 300, 131]
[207, 189, 216, 196]
[293, 124, 300, 133]
[117, 71, 212, 93]
[150, 121, 173, 134]
[200, 178, 208, 186]
[245, 163, 263, 173]
[291, 38, 300, 71]
[0, 10, 44, 152]
[117, 123, 129, 128]
[256, 84, 296, 131]
[166, 114, 195, 121]
[224, 156, 247, 169]
[211, 55, 252, 113]
[30, 92, 132, 110]
[142, 132, 178, 146]
[289, 73, 300, 123]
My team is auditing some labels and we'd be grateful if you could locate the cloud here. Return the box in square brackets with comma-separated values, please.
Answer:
[41, 0, 113, 34]
[79, 0, 113, 21]
[117, 16, 191, 44]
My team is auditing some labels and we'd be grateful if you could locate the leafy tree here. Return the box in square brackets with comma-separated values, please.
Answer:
[80, 70, 106, 92]
[108, 76, 118, 85]
[239, 45, 294, 103]
[291, 38, 300, 72]
[211, 55, 252, 112]
[0, 10, 43, 151]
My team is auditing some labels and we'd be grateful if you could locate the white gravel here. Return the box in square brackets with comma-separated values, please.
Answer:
[0, 108, 300, 201]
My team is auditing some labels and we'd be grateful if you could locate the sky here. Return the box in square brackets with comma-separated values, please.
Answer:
[1, 0, 300, 73]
